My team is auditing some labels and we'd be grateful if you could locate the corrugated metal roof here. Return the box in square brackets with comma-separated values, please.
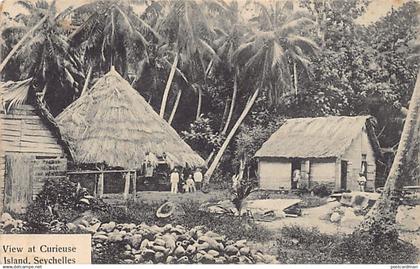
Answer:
[255, 116, 377, 158]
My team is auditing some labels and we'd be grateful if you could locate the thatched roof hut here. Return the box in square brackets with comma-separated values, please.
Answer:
[55, 68, 205, 169]
[255, 116, 381, 158]
[255, 116, 382, 192]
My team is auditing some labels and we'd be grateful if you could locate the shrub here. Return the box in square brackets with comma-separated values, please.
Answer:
[277, 225, 419, 264]
[311, 184, 332, 197]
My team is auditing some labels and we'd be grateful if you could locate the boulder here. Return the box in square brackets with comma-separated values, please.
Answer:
[397, 206, 420, 232]
[330, 212, 341, 223]
[340, 208, 363, 229]
[108, 232, 124, 242]
[1, 213, 13, 223]
[101, 222, 116, 233]
[129, 234, 143, 249]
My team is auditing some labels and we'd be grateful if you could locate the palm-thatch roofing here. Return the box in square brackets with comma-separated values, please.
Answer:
[55, 68, 205, 169]
[255, 116, 381, 159]
[0, 80, 74, 161]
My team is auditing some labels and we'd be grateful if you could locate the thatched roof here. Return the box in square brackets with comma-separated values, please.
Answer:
[0, 80, 74, 161]
[55, 68, 205, 169]
[255, 116, 381, 159]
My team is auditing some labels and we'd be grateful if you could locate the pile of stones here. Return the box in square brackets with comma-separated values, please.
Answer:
[0, 213, 25, 233]
[71, 219, 277, 264]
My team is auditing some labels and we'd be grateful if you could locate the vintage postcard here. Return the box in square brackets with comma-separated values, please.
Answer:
[0, 0, 419, 266]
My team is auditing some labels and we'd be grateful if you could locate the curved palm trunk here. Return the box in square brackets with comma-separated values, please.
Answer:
[355, 70, 420, 239]
[0, 15, 48, 74]
[293, 61, 298, 95]
[81, 65, 93, 97]
[204, 88, 260, 185]
[222, 73, 238, 135]
[219, 99, 230, 132]
[196, 86, 202, 120]
[168, 89, 182, 125]
[160, 53, 179, 118]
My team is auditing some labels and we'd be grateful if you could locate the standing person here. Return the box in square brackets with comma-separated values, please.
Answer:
[170, 168, 179, 193]
[193, 168, 203, 191]
[292, 169, 301, 189]
[357, 173, 367, 192]
[186, 174, 196, 193]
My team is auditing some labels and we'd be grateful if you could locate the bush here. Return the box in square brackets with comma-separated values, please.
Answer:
[311, 184, 332, 197]
[277, 225, 419, 264]
[25, 178, 109, 231]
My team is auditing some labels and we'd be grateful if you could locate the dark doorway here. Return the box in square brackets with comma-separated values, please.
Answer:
[341, 161, 348, 191]
[291, 159, 301, 189]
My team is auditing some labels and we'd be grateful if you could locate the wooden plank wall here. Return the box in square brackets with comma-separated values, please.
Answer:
[4, 154, 34, 214]
[32, 157, 67, 198]
[0, 105, 67, 213]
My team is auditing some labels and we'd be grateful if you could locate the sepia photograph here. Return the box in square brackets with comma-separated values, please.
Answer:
[0, 0, 419, 265]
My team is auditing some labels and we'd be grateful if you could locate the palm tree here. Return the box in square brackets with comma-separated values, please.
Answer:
[155, 0, 218, 119]
[355, 70, 420, 240]
[204, 0, 319, 183]
[0, 0, 84, 115]
[69, 0, 160, 78]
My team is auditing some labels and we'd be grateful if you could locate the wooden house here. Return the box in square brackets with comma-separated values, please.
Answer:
[254, 116, 382, 192]
[0, 80, 73, 213]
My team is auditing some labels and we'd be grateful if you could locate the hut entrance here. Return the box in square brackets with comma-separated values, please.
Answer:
[341, 161, 348, 190]
[291, 159, 301, 189]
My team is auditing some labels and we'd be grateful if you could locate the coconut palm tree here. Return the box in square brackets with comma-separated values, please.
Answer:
[0, 0, 84, 115]
[204, 0, 319, 183]
[155, 0, 218, 119]
[69, 0, 161, 78]
[355, 70, 420, 240]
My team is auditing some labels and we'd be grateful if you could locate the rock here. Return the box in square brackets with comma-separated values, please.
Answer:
[162, 234, 176, 251]
[227, 255, 240, 263]
[239, 247, 250, 255]
[234, 239, 247, 248]
[129, 234, 143, 249]
[66, 223, 77, 232]
[93, 233, 108, 241]
[108, 232, 123, 242]
[154, 251, 165, 263]
[101, 222, 116, 233]
[340, 208, 363, 229]
[330, 212, 341, 223]
[141, 249, 155, 261]
[177, 256, 190, 264]
[166, 256, 176, 264]
[123, 259, 133, 264]
[215, 257, 227, 264]
[80, 219, 90, 227]
[225, 245, 239, 256]
[154, 238, 166, 246]
[198, 236, 219, 249]
[0, 213, 13, 223]
[122, 223, 136, 232]
[196, 242, 210, 251]
[89, 222, 101, 233]
[174, 245, 186, 257]
[152, 245, 167, 253]
[397, 206, 420, 232]
[207, 250, 219, 257]
[186, 244, 196, 255]
[140, 239, 150, 250]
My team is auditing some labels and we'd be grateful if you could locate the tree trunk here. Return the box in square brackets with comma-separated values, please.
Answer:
[81, 65, 92, 97]
[196, 86, 202, 120]
[222, 73, 238, 135]
[168, 89, 182, 125]
[355, 70, 420, 240]
[203, 88, 260, 185]
[293, 61, 298, 95]
[160, 52, 179, 118]
[219, 99, 230, 132]
[0, 15, 48, 74]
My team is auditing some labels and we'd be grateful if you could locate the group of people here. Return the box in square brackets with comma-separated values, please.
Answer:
[170, 167, 203, 194]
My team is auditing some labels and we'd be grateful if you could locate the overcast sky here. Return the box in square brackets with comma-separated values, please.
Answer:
[0, 0, 410, 25]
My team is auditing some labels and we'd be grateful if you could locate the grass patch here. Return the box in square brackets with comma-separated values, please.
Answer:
[277, 225, 419, 264]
